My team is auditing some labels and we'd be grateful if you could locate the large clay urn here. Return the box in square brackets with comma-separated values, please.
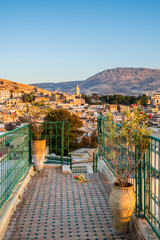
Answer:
[31, 140, 46, 171]
[109, 182, 136, 234]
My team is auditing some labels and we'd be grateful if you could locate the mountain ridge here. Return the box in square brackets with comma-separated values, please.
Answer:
[1, 67, 160, 96]
[31, 67, 160, 95]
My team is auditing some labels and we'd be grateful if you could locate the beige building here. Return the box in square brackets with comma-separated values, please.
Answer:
[35, 96, 49, 102]
[6, 98, 22, 108]
[53, 93, 62, 102]
[12, 92, 23, 98]
[65, 94, 75, 102]
[2, 112, 17, 123]
[109, 105, 118, 112]
[150, 94, 160, 106]
[72, 98, 85, 105]
[0, 89, 10, 102]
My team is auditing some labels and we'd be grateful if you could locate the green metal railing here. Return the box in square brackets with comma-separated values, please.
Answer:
[143, 136, 160, 237]
[71, 166, 87, 173]
[31, 121, 71, 165]
[0, 125, 31, 208]
[97, 114, 160, 238]
[0, 121, 72, 208]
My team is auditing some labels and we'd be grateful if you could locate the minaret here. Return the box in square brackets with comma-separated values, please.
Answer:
[75, 84, 80, 97]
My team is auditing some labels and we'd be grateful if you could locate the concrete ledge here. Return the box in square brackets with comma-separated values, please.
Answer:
[97, 158, 159, 240]
[130, 214, 159, 240]
[62, 165, 71, 174]
[0, 166, 36, 240]
[87, 166, 93, 173]
[44, 164, 61, 168]
[97, 159, 116, 184]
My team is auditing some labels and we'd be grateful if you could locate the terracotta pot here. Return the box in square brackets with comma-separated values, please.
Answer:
[109, 182, 136, 234]
[31, 140, 46, 171]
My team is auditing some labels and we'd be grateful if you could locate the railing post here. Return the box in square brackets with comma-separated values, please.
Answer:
[143, 147, 148, 218]
[93, 151, 95, 173]
[67, 121, 69, 160]
[61, 122, 64, 165]
[96, 153, 98, 173]
[70, 154, 72, 170]
[98, 115, 102, 156]
[138, 156, 142, 216]
[29, 124, 32, 163]
[136, 145, 144, 217]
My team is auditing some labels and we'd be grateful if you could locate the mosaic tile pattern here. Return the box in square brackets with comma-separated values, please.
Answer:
[3, 166, 132, 240]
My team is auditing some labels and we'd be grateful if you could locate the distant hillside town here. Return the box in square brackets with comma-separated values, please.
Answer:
[1, 77, 160, 139]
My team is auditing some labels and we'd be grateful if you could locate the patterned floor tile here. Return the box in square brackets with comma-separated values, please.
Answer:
[3, 166, 132, 240]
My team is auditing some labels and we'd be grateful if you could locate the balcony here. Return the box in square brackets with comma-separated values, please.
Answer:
[0, 118, 159, 239]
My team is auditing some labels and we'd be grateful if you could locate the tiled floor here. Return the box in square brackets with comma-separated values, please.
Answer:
[3, 166, 132, 240]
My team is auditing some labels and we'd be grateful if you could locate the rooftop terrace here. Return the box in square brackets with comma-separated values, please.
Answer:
[0, 117, 159, 239]
[3, 166, 132, 240]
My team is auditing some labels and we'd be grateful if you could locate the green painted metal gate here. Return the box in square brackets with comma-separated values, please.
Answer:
[31, 121, 71, 166]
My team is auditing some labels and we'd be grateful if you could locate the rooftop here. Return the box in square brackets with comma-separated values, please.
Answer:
[3, 166, 132, 240]
[0, 117, 159, 239]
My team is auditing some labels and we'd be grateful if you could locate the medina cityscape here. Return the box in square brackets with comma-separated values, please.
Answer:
[0, 1, 160, 240]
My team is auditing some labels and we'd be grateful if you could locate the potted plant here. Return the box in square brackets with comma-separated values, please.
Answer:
[105, 104, 151, 234]
[19, 104, 46, 171]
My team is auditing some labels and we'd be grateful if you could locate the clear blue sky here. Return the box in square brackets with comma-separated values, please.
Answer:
[0, 0, 160, 84]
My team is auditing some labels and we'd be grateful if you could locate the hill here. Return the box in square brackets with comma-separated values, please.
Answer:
[0, 78, 51, 95]
[32, 67, 160, 95]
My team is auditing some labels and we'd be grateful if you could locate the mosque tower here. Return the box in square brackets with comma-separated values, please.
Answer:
[75, 84, 80, 97]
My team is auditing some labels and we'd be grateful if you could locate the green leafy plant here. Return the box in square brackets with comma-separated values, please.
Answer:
[105, 103, 151, 187]
[18, 104, 45, 140]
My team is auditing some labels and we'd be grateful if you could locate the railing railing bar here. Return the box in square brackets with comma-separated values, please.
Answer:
[0, 125, 30, 208]
[0, 124, 29, 137]
[159, 142, 160, 229]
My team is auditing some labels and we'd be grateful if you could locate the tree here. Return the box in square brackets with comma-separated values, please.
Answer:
[101, 96, 106, 105]
[124, 96, 130, 105]
[79, 131, 98, 148]
[117, 95, 125, 104]
[129, 95, 137, 105]
[92, 93, 99, 100]
[22, 93, 35, 103]
[138, 94, 148, 106]
[18, 104, 44, 140]
[100, 94, 148, 106]
[90, 131, 98, 148]
[44, 109, 84, 151]
[79, 136, 90, 148]
[81, 94, 92, 105]
[33, 101, 45, 107]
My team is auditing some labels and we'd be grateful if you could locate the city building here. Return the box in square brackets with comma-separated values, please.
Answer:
[12, 92, 23, 98]
[0, 89, 10, 102]
[6, 98, 22, 108]
[149, 93, 160, 106]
